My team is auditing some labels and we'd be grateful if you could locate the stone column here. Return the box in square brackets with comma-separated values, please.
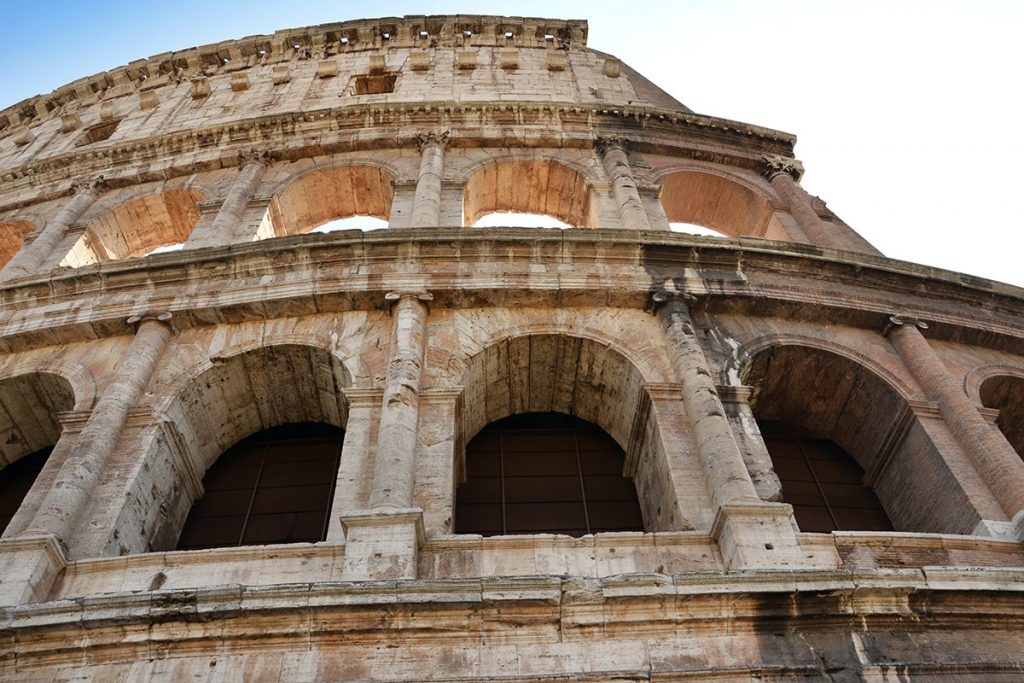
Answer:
[185, 149, 270, 248]
[652, 289, 838, 569]
[410, 131, 448, 227]
[325, 388, 382, 543]
[887, 315, 1024, 530]
[24, 313, 173, 549]
[369, 291, 432, 509]
[760, 155, 837, 248]
[0, 177, 104, 280]
[341, 292, 431, 580]
[598, 137, 652, 230]
[717, 385, 783, 502]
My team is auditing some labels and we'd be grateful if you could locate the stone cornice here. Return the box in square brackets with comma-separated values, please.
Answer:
[0, 16, 591, 133]
[2, 567, 1023, 671]
[0, 101, 795, 211]
[0, 230, 1021, 355]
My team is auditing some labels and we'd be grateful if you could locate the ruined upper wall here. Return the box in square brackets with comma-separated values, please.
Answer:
[0, 15, 689, 168]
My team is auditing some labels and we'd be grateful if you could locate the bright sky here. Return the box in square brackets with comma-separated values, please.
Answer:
[2, 1, 1022, 286]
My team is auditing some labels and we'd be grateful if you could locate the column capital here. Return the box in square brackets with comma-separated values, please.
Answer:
[647, 286, 696, 315]
[126, 311, 173, 331]
[716, 385, 755, 403]
[415, 129, 450, 151]
[236, 148, 273, 168]
[385, 290, 433, 303]
[70, 176, 106, 196]
[595, 135, 630, 155]
[760, 154, 804, 182]
[885, 314, 929, 335]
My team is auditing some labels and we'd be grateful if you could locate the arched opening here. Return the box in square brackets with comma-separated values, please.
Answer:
[0, 220, 33, 269]
[456, 412, 642, 536]
[463, 160, 591, 228]
[743, 345, 917, 532]
[473, 212, 571, 229]
[176, 422, 344, 550]
[660, 170, 785, 239]
[263, 165, 394, 236]
[456, 334, 681, 533]
[160, 344, 351, 551]
[61, 190, 204, 266]
[979, 374, 1024, 460]
[669, 222, 728, 238]
[0, 371, 76, 536]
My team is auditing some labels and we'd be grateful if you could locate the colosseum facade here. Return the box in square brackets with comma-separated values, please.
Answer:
[0, 14, 1023, 681]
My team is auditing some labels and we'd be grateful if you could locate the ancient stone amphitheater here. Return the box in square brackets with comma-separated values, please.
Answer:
[0, 14, 1022, 681]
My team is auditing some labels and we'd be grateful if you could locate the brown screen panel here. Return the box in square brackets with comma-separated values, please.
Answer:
[455, 412, 643, 536]
[760, 421, 894, 533]
[177, 422, 344, 551]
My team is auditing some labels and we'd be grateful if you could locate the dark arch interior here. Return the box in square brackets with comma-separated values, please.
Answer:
[979, 375, 1024, 459]
[176, 422, 344, 550]
[759, 421, 892, 533]
[455, 412, 643, 536]
[0, 446, 51, 534]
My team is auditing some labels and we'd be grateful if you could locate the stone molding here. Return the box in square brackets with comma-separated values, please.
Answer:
[0, 101, 795, 206]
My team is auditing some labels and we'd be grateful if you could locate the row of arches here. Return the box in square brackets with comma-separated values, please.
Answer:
[0, 160, 786, 271]
[3, 335, 1022, 555]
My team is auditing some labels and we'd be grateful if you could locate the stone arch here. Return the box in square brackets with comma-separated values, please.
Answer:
[730, 334, 918, 402]
[0, 219, 35, 269]
[656, 167, 783, 239]
[0, 357, 95, 411]
[160, 343, 353, 474]
[0, 371, 76, 469]
[135, 343, 353, 552]
[61, 189, 205, 266]
[463, 159, 592, 228]
[264, 163, 395, 236]
[977, 370, 1024, 461]
[965, 364, 1024, 405]
[457, 332, 683, 532]
[740, 342, 974, 533]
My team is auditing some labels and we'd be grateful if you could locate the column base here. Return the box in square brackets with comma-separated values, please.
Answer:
[340, 508, 425, 581]
[0, 534, 67, 606]
[711, 503, 840, 571]
[979, 510, 1024, 542]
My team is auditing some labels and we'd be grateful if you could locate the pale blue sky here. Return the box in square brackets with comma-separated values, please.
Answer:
[3, 1, 1023, 285]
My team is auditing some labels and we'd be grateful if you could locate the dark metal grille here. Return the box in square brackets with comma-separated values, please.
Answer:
[0, 447, 51, 534]
[761, 422, 893, 533]
[176, 422, 344, 550]
[455, 413, 643, 536]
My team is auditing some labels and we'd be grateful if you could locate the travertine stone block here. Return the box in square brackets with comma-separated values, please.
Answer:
[190, 77, 210, 99]
[316, 60, 338, 79]
[547, 52, 567, 71]
[229, 72, 250, 91]
[456, 50, 477, 70]
[139, 90, 159, 110]
[271, 64, 290, 85]
[60, 113, 82, 132]
[409, 51, 430, 71]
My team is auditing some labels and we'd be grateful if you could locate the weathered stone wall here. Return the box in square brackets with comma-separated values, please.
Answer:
[0, 13, 1022, 682]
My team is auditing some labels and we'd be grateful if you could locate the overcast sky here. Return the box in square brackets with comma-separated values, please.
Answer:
[2, 1, 1021, 286]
